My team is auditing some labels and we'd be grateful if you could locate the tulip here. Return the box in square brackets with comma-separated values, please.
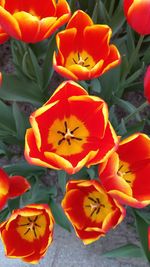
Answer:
[0, 168, 30, 210]
[0, 204, 54, 263]
[53, 10, 121, 81]
[99, 133, 150, 208]
[25, 80, 118, 174]
[124, 0, 150, 35]
[144, 66, 150, 103]
[62, 180, 125, 244]
[0, 0, 71, 43]
[0, 24, 9, 43]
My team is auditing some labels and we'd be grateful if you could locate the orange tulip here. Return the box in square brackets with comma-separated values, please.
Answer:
[53, 10, 121, 81]
[99, 133, 150, 208]
[124, 0, 150, 35]
[0, 0, 71, 43]
[0, 168, 30, 210]
[0, 24, 9, 43]
[0, 204, 54, 263]
[62, 180, 125, 244]
[144, 66, 150, 103]
[25, 81, 118, 174]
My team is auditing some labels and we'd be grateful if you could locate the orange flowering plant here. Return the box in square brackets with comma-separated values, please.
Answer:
[0, 0, 150, 264]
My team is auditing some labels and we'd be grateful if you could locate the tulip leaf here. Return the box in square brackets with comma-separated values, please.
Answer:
[3, 162, 45, 177]
[42, 34, 56, 91]
[12, 102, 29, 141]
[133, 209, 150, 262]
[103, 244, 144, 258]
[57, 170, 67, 194]
[0, 73, 44, 106]
[0, 208, 9, 223]
[49, 198, 72, 232]
[8, 197, 21, 212]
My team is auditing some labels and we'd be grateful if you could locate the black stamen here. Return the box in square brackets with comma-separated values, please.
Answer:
[66, 139, 71, 145]
[78, 52, 80, 60]
[35, 223, 41, 228]
[73, 58, 77, 64]
[64, 121, 68, 133]
[24, 228, 30, 235]
[57, 130, 65, 136]
[33, 216, 38, 222]
[71, 136, 82, 141]
[125, 180, 131, 183]
[84, 57, 88, 61]
[33, 226, 37, 238]
[96, 207, 100, 214]
[118, 165, 123, 171]
[58, 138, 65, 145]
[84, 64, 90, 67]
[19, 223, 30, 227]
[28, 217, 32, 222]
[90, 208, 97, 217]
[88, 197, 97, 203]
[70, 126, 79, 134]
[125, 170, 132, 174]
[96, 198, 100, 204]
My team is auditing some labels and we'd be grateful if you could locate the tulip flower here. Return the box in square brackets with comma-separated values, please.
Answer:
[0, 168, 30, 210]
[0, 204, 54, 263]
[25, 81, 118, 174]
[62, 180, 125, 244]
[99, 133, 150, 208]
[0, 0, 71, 43]
[0, 24, 9, 44]
[53, 10, 121, 81]
[124, 0, 150, 35]
[144, 66, 150, 103]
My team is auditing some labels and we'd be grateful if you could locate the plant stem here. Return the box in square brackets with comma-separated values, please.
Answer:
[124, 101, 148, 124]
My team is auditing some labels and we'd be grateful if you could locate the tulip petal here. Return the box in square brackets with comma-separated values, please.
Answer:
[8, 176, 30, 198]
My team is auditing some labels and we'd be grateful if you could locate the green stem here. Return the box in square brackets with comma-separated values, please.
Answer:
[124, 101, 148, 124]
[123, 35, 144, 81]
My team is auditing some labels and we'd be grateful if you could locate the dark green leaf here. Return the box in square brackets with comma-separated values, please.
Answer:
[12, 102, 29, 140]
[0, 208, 9, 223]
[103, 244, 144, 258]
[57, 170, 67, 193]
[49, 198, 71, 232]
[8, 197, 20, 212]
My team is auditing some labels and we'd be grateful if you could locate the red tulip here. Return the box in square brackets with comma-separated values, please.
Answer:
[25, 81, 118, 174]
[0, 204, 54, 263]
[53, 10, 121, 80]
[0, 24, 9, 43]
[62, 180, 125, 244]
[144, 66, 150, 103]
[99, 133, 150, 208]
[124, 0, 150, 35]
[0, 0, 71, 43]
[0, 168, 30, 210]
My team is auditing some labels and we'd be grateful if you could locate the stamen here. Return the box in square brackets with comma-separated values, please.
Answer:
[90, 208, 97, 217]
[118, 165, 123, 171]
[24, 228, 31, 235]
[88, 197, 97, 203]
[57, 130, 65, 136]
[64, 121, 68, 133]
[58, 137, 65, 145]
[70, 126, 79, 134]
[73, 58, 77, 64]
[33, 226, 37, 238]
[19, 223, 30, 227]
[84, 57, 88, 61]
[66, 139, 71, 145]
[84, 64, 90, 67]
[70, 136, 82, 141]
[78, 52, 80, 60]
[96, 207, 100, 214]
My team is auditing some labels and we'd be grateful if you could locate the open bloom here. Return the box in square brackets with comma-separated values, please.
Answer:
[62, 180, 125, 244]
[0, 0, 71, 43]
[144, 66, 150, 103]
[99, 133, 150, 208]
[124, 0, 150, 35]
[0, 24, 9, 43]
[25, 81, 118, 174]
[53, 10, 121, 81]
[0, 204, 54, 264]
[0, 168, 30, 210]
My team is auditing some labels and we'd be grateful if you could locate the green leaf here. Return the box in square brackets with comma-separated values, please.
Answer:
[0, 73, 44, 106]
[114, 97, 141, 121]
[57, 170, 67, 193]
[0, 208, 9, 223]
[103, 244, 144, 258]
[42, 34, 56, 91]
[90, 78, 101, 94]
[3, 162, 45, 177]
[133, 209, 150, 262]
[12, 102, 29, 141]
[49, 198, 71, 232]
[8, 197, 20, 212]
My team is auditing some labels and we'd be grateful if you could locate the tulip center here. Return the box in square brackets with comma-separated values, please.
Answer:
[83, 191, 113, 223]
[17, 214, 47, 242]
[48, 115, 89, 156]
[57, 121, 82, 146]
[65, 51, 95, 70]
[117, 161, 135, 187]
